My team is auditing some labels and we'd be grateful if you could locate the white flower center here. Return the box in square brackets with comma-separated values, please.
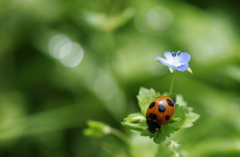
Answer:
[167, 52, 183, 67]
[169, 58, 181, 67]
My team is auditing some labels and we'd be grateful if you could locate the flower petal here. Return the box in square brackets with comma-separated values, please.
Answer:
[174, 63, 189, 71]
[178, 52, 191, 63]
[164, 51, 174, 63]
[156, 56, 172, 66]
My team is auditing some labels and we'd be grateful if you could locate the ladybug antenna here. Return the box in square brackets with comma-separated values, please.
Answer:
[156, 130, 161, 138]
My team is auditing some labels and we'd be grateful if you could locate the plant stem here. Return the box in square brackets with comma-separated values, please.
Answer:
[169, 71, 175, 94]
[110, 128, 130, 145]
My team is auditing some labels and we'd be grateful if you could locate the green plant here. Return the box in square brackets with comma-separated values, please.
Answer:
[84, 51, 199, 156]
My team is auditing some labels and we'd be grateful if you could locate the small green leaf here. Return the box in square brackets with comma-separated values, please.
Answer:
[182, 109, 200, 128]
[123, 113, 146, 123]
[168, 140, 181, 150]
[156, 140, 187, 157]
[187, 67, 193, 73]
[176, 95, 187, 107]
[83, 120, 111, 138]
[169, 117, 181, 123]
[169, 67, 174, 73]
[137, 87, 160, 116]
[122, 113, 147, 134]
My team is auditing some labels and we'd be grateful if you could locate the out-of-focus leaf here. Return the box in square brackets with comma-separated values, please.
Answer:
[79, 7, 136, 32]
[223, 65, 240, 82]
[83, 120, 111, 138]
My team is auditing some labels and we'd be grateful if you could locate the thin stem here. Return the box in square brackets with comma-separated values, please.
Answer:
[110, 128, 130, 145]
[169, 71, 175, 94]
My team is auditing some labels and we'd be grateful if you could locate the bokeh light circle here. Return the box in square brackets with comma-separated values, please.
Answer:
[60, 42, 84, 68]
[134, 6, 173, 33]
[147, 6, 173, 31]
[48, 34, 71, 59]
[134, 9, 152, 33]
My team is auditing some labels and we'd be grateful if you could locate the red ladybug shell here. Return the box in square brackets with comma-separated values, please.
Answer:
[146, 96, 175, 126]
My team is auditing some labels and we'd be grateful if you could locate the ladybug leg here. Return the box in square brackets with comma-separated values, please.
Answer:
[155, 127, 161, 138]
[155, 127, 161, 132]
[156, 131, 160, 138]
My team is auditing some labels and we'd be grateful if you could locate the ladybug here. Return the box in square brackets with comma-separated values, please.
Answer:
[146, 96, 175, 134]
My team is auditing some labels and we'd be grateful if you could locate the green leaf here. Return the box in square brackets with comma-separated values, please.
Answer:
[123, 113, 146, 123]
[121, 113, 147, 134]
[123, 87, 200, 144]
[83, 120, 111, 138]
[79, 7, 136, 32]
[137, 87, 160, 116]
[187, 67, 193, 73]
[182, 109, 200, 128]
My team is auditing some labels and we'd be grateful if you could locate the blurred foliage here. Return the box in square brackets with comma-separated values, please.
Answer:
[1, 0, 240, 157]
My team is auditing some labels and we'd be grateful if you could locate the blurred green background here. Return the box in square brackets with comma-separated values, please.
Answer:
[1, 0, 240, 156]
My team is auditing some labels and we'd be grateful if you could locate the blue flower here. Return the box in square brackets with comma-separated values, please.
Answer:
[156, 51, 192, 73]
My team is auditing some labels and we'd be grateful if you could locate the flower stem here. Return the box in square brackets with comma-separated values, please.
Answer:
[110, 128, 130, 145]
[169, 71, 175, 94]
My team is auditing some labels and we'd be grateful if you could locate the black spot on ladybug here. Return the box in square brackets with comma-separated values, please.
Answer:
[166, 99, 174, 107]
[149, 113, 157, 120]
[158, 104, 165, 112]
[165, 115, 170, 121]
[149, 102, 155, 109]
